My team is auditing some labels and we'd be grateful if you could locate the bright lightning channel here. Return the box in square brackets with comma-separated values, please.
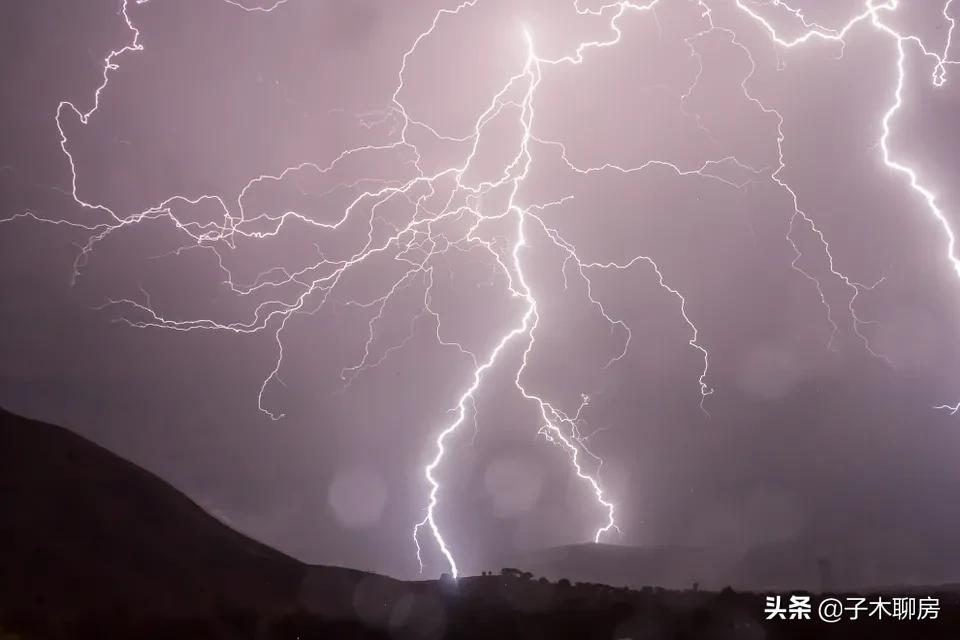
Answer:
[4, 0, 960, 579]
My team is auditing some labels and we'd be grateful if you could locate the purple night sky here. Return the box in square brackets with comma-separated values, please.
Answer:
[2, 0, 960, 585]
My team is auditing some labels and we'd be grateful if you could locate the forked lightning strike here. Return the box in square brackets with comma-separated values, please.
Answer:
[728, 0, 960, 408]
[4, 0, 960, 578]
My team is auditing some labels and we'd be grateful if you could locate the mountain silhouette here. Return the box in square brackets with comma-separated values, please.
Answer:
[0, 406, 304, 618]
[3, 405, 960, 639]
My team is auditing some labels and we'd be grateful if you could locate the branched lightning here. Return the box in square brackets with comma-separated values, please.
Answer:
[726, 0, 960, 407]
[5, 0, 960, 578]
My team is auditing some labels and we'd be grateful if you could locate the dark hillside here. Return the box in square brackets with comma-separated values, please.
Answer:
[0, 407, 304, 618]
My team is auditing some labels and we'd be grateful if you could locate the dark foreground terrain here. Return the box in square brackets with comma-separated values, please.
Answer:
[2, 406, 959, 639]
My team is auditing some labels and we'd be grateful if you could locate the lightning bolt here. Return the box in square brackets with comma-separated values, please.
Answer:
[5, 0, 960, 579]
[725, 0, 960, 408]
